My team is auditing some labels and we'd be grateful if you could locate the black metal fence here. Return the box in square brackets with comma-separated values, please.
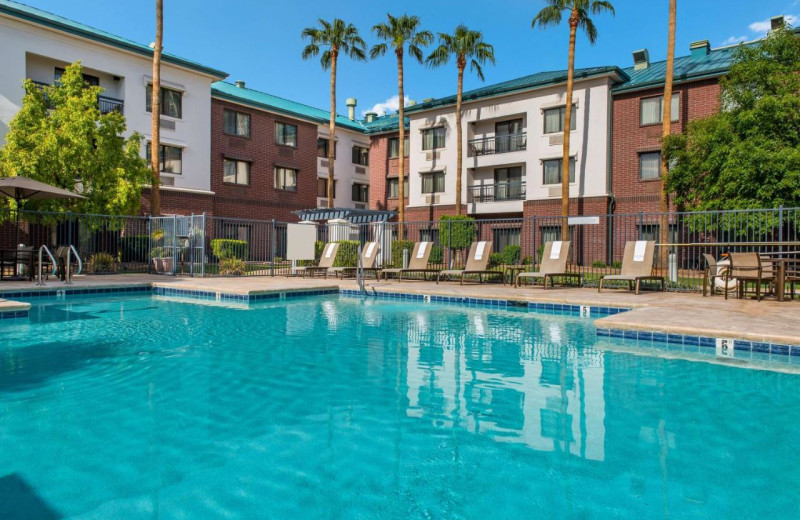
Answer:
[2, 206, 798, 291]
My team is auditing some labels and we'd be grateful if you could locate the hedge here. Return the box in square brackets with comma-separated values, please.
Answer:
[439, 215, 475, 250]
[314, 240, 359, 267]
[391, 240, 415, 267]
[211, 239, 248, 260]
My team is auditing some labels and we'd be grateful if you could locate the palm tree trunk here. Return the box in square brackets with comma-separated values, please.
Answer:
[397, 49, 405, 240]
[328, 48, 337, 209]
[659, 0, 677, 271]
[561, 13, 578, 240]
[150, 0, 163, 216]
[455, 63, 465, 215]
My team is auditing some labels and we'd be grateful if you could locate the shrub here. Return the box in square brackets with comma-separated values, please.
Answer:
[592, 260, 607, 268]
[219, 257, 246, 276]
[211, 239, 248, 260]
[313, 240, 359, 267]
[537, 245, 545, 263]
[119, 235, 149, 263]
[501, 245, 521, 265]
[522, 256, 533, 265]
[488, 252, 505, 267]
[150, 246, 171, 259]
[429, 245, 444, 265]
[88, 252, 115, 273]
[439, 215, 475, 250]
[391, 240, 415, 267]
[611, 260, 623, 269]
[150, 228, 165, 244]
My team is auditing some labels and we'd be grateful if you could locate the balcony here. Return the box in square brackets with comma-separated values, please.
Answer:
[468, 133, 527, 157]
[467, 181, 526, 203]
[32, 81, 124, 115]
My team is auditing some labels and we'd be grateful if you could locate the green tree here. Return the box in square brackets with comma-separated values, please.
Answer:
[371, 14, 433, 240]
[301, 19, 367, 208]
[426, 25, 495, 216]
[0, 62, 150, 215]
[664, 27, 800, 217]
[532, 0, 615, 239]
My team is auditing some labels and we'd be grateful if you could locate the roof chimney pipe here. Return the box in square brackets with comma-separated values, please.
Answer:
[234, 80, 246, 89]
[690, 40, 710, 58]
[364, 112, 377, 123]
[346, 97, 357, 121]
[771, 15, 785, 31]
[632, 49, 649, 70]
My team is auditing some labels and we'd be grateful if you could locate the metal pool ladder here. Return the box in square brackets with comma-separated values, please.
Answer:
[36, 245, 57, 286]
[357, 243, 366, 295]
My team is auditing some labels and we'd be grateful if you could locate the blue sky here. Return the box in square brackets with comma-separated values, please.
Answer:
[18, 0, 799, 118]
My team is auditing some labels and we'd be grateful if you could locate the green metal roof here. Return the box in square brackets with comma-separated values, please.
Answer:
[362, 113, 408, 134]
[212, 81, 366, 131]
[405, 66, 627, 113]
[612, 46, 737, 93]
[0, 0, 227, 79]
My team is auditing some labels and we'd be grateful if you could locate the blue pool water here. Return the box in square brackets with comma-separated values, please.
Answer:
[1, 294, 799, 519]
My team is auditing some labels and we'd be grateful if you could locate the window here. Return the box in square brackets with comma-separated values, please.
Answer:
[276, 122, 298, 147]
[317, 178, 337, 197]
[493, 228, 521, 252]
[352, 145, 369, 166]
[420, 228, 439, 245]
[223, 109, 250, 137]
[421, 171, 445, 194]
[639, 223, 678, 243]
[542, 158, 576, 185]
[317, 138, 335, 158]
[543, 105, 576, 134]
[422, 127, 446, 150]
[146, 84, 182, 118]
[640, 93, 680, 125]
[540, 226, 562, 244]
[223, 159, 250, 185]
[146, 144, 182, 174]
[388, 136, 409, 158]
[387, 178, 408, 198]
[275, 167, 297, 191]
[351, 183, 369, 202]
[54, 67, 99, 86]
[639, 152, 662, 180]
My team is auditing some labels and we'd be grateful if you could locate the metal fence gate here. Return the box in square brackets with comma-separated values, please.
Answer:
[149, 214, 205, 276]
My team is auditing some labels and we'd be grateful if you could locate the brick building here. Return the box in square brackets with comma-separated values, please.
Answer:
[364, 113, 408, 214]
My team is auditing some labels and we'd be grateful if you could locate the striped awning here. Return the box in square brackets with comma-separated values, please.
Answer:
[293, 207, 396, 224]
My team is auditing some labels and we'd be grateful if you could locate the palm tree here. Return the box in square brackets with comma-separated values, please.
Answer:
[370, 14, 433, 239]
[426, 25, 495, 216]
[301, 19, 367, 208]
[659, 0, 677, 269]
[150, 0, 163, 215]
[532, 0, 615, 239]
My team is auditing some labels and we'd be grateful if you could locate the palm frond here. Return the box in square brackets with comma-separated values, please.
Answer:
[408, 44, 424, 63]
[370, 43, 388, 59]
[301, 43, 320, 60]
[470, 59, 485, 81]
[320, 50, 332, 70]
[578, 16, 599, 44]
[531, 5, 563, 29]
[591, 0, 615, 16]
[426, 43, 451, 68]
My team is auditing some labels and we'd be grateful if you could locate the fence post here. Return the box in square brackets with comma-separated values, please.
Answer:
[270, 219, 276, 277]
[146, 216, 152, 274]
[200, 213, 206, 278]
[779, 205, 784, 256]
[172, 214, 177, 276]
[447, 219, 452, 268]
[531, 215, 536, 268]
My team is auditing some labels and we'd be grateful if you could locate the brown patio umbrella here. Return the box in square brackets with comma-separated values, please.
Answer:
[0, 176, 86, 250]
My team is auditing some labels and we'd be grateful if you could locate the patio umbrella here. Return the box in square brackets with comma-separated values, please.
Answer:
[0, 176, 86, 250]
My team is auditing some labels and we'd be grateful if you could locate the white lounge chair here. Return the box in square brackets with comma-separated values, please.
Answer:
[516, 241, 580, 289]
[437, 241, 502, 285]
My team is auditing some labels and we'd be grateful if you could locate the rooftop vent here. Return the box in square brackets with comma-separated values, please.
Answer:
[234, 80, 246, 89]
[632, 49, 649, 70]
[364, 111, 377, 123]
[771, 15, 785, 31]
[346, 97, 357, 121]
[690, 40, 710, 58]
[422, 97, 434, 103]
[408, 100, 417, 107]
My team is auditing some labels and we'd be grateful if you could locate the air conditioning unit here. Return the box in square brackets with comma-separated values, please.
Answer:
[424, 194, 440, 204]
[160, 176, 175, 186]
[159, 118, 176, 130]
[425, 151, 440, 161]
[548, 187, 561, 197]
[320, 159, 329, 167]
[355, 166, 366, 174]
[317, 197, 328, 207]
[549, 134, 563, 146]
[354, 203, 366, 209]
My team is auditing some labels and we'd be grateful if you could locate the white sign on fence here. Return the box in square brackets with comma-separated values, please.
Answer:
[567, 216, 600, 225]
[286, 222, 316, 261]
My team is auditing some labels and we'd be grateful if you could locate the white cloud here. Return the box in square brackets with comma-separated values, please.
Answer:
[721, 35, 747, 46]
[748, 14, 797, 35]
[363, 95, 410, 117]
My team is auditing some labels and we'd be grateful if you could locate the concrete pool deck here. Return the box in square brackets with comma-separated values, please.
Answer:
[0, 273, 798, 345]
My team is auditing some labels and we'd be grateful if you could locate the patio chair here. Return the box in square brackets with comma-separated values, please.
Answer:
[380, 241, 439, 281]
[598, 241, 665, 295]
[294, 242, 340, 278]
[702, 253, 728, 297]
[516, 241, 580, 289]
[724, 252, 775, 301]
[329, 242, 381, 279]
[437, 241, 503, 285]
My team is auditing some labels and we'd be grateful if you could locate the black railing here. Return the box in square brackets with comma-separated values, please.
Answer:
[468, 182, 526, 203]
[468, 133, 527, 157]
[30, 81, 124, 114]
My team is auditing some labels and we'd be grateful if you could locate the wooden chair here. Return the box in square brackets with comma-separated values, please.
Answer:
[724, 252, 775, 301]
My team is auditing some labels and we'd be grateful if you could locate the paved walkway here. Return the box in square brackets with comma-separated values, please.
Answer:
[1, 274, 798, 344]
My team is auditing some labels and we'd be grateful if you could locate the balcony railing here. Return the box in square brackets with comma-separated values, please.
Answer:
[31, 81, 124, 114]
[468, 133, 527, 157]
[467, 181, 526, 203]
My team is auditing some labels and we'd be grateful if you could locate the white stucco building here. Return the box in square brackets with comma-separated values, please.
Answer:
[0, 0, 226, 196]
[316, 113, 371, 210]
[404, 67, 625, 218]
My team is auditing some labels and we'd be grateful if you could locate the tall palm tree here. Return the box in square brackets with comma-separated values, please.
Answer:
[301, 19, 367, 208]
[659, 0, 677, 268]
[370, 14, 433, 239]
[532, 0, 615, 239]
[426, 25, 495, 216]
[149, 0, 163, 215]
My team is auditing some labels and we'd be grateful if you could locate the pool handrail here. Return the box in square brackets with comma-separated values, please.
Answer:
[36, 245, 57, 286]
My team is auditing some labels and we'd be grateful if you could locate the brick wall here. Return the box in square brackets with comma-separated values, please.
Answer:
[141, 188, 214, 217]
[369, 132, 408, 212]
[611, 78, 721, 215]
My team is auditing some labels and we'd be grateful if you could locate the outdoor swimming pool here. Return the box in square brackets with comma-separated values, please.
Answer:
[1, 293, 798, 519]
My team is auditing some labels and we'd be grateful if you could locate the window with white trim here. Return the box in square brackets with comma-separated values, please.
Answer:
[640, 93, 680, 125]
[543, 105, 576, 134]
[542, 158, 575, 185]
[422, 127, 446, 150]
[421, 171, 445, 193]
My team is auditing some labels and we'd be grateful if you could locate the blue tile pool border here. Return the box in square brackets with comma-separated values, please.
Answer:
[0, 309, 28, 320]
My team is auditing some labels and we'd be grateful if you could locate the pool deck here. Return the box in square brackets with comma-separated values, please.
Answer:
[1, 274, 798, 345]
